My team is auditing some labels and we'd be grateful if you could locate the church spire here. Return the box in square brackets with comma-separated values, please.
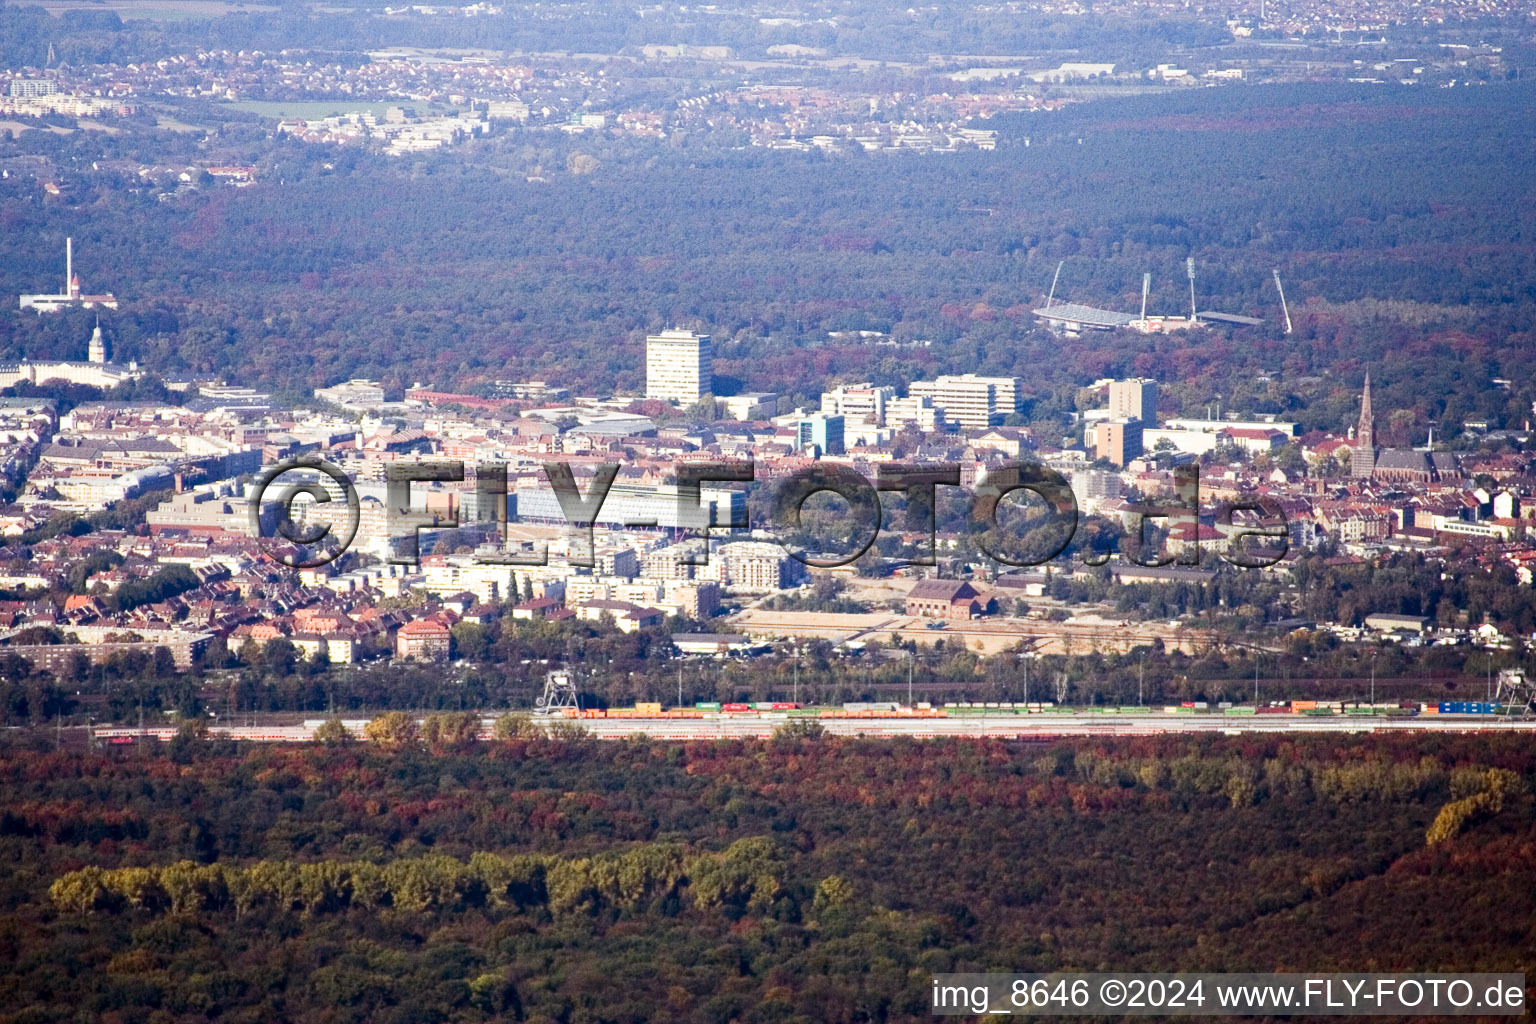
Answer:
[1351, 370, 1376, 479]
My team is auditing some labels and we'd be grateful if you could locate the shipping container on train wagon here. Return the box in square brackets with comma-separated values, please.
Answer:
[1439, 701, 1498, 714]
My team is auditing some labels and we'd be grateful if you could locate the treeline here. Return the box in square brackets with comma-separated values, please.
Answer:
[100, 563, 199, 614]
[50, 835, 787, 920]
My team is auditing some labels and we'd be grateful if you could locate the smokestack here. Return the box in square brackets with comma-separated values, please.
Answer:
[1139, 272, 1151, 326]
[65, 237, 72, 296]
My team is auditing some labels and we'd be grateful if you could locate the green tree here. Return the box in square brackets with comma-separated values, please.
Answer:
[364, 711, 418, 748]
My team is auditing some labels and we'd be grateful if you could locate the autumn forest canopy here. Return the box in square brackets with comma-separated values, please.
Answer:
[0, 730, 1534, 1023]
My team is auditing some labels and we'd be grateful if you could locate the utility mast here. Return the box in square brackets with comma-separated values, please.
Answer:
[1045, 260, 1064, 308]
[1186, 257, 1198, 324]
[1272, 269, 1293, 334]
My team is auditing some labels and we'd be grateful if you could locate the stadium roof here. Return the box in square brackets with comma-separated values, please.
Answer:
[1032, 302, 1137, 329]
[1196, 311, 1265, 327]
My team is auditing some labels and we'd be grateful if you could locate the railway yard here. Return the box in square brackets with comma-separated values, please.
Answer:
[92, 700, 1536, 744]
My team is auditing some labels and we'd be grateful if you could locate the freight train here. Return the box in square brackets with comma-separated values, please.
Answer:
[87, 698, 1523, 744]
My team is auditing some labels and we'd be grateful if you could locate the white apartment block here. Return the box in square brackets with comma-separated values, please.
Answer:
[885, 395, 945, 432]
[974, 375, 1024, 416]
[717, 541, 805, 591]
[419, 559, 518, 603]
[907, 374, 1021, 430]
[641, 542, 703, 579]
[594, 547, 639, 578]
[820, 383, 895, 424]
[645, 329, 712, 403]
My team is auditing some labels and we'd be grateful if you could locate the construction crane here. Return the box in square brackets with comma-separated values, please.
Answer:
[1272, 269, 1293, 334]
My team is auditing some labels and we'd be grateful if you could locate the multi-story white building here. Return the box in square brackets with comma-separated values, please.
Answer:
[419, 558, 518, 603]
[486, 100, 530, 121]
[514, 480, 744, 532]
[1070, 468, 1124, 514]
[720, 393, 778, 420]
[8, 79, 57, 99]
[641, 542, 700, 579]
[973, 375, 1024, 417]
[646, 329, 712, 403]
[594, 547, 639, 578]
[717, 541, 806, 592]
[907, 374, 1021, 430]
[885, 395, 945, 432]
[820, 383, 895, 425]
[316, 379, 387, 409]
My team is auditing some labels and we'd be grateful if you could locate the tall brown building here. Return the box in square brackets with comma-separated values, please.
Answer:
[1094, 418, 1143, 467]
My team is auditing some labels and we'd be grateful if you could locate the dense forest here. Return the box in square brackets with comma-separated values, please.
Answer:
[0, 731, 1530, 1022]
[2, 84, 1534, 442]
